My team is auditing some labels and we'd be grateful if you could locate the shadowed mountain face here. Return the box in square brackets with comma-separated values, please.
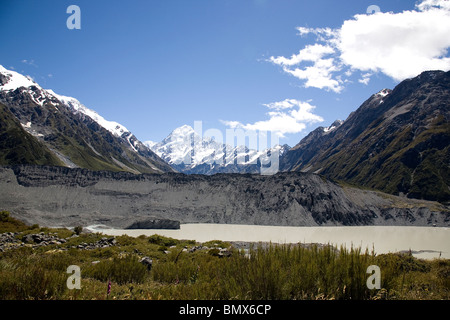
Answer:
[0, 165, 448, 228]
[0, 103, 64, 166]
[0, 66, 174, 174]
[281, 71, 450, 203]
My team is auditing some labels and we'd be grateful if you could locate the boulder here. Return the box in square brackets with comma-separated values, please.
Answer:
[139, 257, 153, 271]
[22, 234, 34, 243]
[126, 218, 180, 230]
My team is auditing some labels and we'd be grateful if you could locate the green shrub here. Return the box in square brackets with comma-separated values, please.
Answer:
[148, 234, 179, 247]
[152, 258, 199, 284]
[203, 240, 231, 248]
[0, 210, 30, 233]
[84, 255, 148, 285]
[208, 248, 220, 257]
[0, 210, 10, 221]
[74, 226, 83, 235]
[116, 234, 139, 246]
[158, 245, 168, 252]
[0, 264, 67, 299]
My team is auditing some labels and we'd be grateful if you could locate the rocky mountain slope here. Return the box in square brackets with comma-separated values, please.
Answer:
[146, 124, 290, 174]
[280, 71, 450, 203]
[0, 102, 63, 166]
[0, 65, 173, 174]
[0, 165, 447, 228]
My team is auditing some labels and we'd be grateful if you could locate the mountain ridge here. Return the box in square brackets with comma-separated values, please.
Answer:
[146, 124, 291, 174]
[1, 165, 447, 228]
[281, 70, 450, 203]
[0, 65, 174, 174]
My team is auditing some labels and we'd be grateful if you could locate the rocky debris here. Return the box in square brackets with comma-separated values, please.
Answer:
[183, 244, 234, 258]
[139, 257, 153, 271]
[217, 248, 232, 258]
[0, 231, 66, 251]
[0, 232, 21, 251]
[0, 232, 20, 244]
[189, 245, 203, 253]
[70, 237, 116, 250]
[22, 232, 67, 246]
[1, 165, 448, 228]
[0, 231, 118, 252]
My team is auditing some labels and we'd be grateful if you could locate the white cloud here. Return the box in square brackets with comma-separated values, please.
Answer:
[358, 73, 372, 85]
[263, 98, 308, 110]
[296, 27, 339, 42]
[284, 58, 343, 92]
[338, 5, 450, 81]
[21, 59, 38, 67]
[270, 43, 343, 92]
[269, 0, 450, 91]
[270, 44, 335, 67]
[221, 120, 241, 129]
[221, 99, 323, 138]
[416, 0, 450, 10]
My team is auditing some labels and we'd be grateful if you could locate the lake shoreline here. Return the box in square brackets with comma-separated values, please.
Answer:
[86, 223, 450, 260]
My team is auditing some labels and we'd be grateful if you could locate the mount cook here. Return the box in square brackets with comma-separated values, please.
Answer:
[0, 65, 449, 228]
[145, 124, 291, 175]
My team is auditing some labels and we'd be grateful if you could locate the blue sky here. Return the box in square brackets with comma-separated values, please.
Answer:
[1, 0, 449, 148]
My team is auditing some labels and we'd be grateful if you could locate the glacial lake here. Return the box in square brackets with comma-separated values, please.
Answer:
[86, 224, 450, 260]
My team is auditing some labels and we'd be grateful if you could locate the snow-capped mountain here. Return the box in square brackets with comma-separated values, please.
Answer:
[43, 89, 154, 155]
[0, 65, 173, 173]
[0, 66, 38, 91]
[0, 66, 139, 150]
[0, 65, 57, 107]
[46, 90, 130, 139]
[145, 125, 290, 174]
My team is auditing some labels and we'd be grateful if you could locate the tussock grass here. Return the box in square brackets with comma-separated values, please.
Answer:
[84, 255, 148, 285]
[0, 213, 448, 300]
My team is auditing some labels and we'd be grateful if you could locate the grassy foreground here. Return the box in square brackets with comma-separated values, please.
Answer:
[0, 211, 448, 300]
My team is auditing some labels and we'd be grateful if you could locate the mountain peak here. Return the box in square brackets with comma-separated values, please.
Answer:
[0, 66, 174, 174]
[0, 66, 130, 139]
[170, 124, 195, 136]
[418, 70, 445, 78]
[280, 69, 450, 202]
[0, 65, 39, 91]
[149, 124, 286, 173]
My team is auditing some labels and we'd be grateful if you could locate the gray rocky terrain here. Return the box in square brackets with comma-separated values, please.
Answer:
[0, 165, 448, 229]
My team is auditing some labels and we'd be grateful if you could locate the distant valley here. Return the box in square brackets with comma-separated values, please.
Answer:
[0, 66, 449, 229]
